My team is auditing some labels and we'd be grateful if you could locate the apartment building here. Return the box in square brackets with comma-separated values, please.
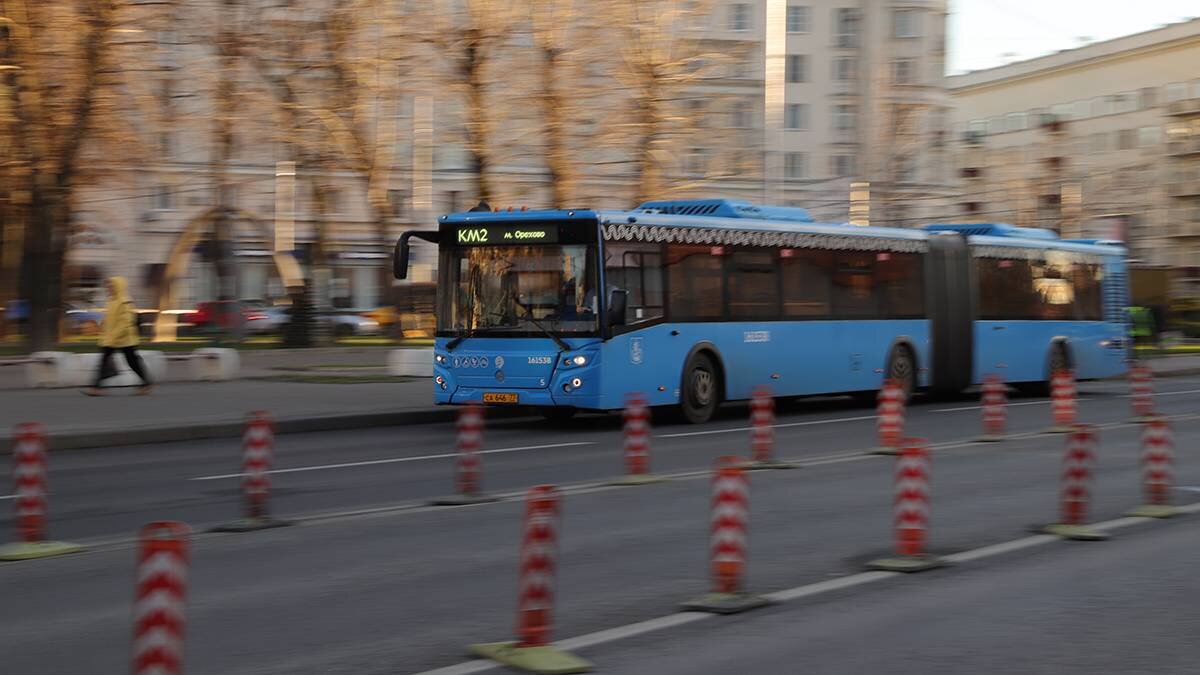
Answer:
[948, 18, 1200, 285]
[64, 1, 954, 310]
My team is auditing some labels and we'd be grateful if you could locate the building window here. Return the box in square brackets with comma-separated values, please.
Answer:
[1140, 87, 1158, 109]
[893, 9, 920, 38]
[1090, 132, 1109, 153]
[152, 185, 173, 211]
[387, 189, 406, 218]
[1072, 100, 1090, 120]
[988, 116, 1004, 135]
[785, 103, 809, 130]
[784, 152, 808, 179]
[159, 132, 175, 160]
[730, 100, 752, 128]
[831, 154, 855, 177]
[967, 119, 987, 135]
[833, 104, 856, 131]
[1166, 82, 1188, 102]
[787, 5, 810, 33]
[1050, 103, 1071, 120]
[832, 56, 857, 81]
[728, 3, 750, 31]
[786, 54, 808, 83]
[683, 148, 709, 176]
[1139, 126, 1160, 147]
[892, 58, 916, 84]
[1118, 129, 1136, 150]
[1114, 92, 1137, 114]
[833, 8, 860, 48]
[688, 99, 708, 127]
[1004, 112, 1027, 132]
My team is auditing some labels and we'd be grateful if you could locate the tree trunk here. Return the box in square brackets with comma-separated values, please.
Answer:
[633, 89, 661, 205]
[24, 183, 68, 351]
[463, 42, 494, 205]
[540, 47, 571, 208]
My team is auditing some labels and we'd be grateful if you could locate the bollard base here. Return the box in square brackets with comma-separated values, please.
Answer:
[975, 434, 1006, 443]
[608, 474, 668, 486]
[210, 517, 292, 533]
[680, 591, 772, 615]
[468, 642, 592, 674]
[0, 540, 85, 561]
[866, 554, 946, 573]
[868, 446, 901, 456]
[429, 493, 501, 506]
[743, 459, 798, 471]
[1126, 504, 1178, 519]
[1041, 523, 1109, 541]
[1043, 425, 1073, 435]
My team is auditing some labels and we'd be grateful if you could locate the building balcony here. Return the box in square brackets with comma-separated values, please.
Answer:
[1167, 179, 1200, 198]
[1166, 137, 1200, 157]
[1167, 98, 1200, 117]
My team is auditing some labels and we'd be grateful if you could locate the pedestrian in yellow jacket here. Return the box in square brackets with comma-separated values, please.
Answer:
[84, 276, 153, 396]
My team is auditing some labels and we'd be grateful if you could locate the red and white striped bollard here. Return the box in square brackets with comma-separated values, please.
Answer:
[213, 412, 290, 531]
[1129, 415, 1177, 518]
[1047, 369, 1077, 433]
[132, 521, 190, 675]
[611, 393, 665, 485]
[868, 439, 944, 571]
[431, 405, 498, 505]
[1043, 424, 1107, 540]
[681, 456, 769, 613]
[744, 386, 794, 469]
[872, 379, 906, 455]
[978, 374, 1007, 441]
[0, 423, 83, 560]
[1129, 362, 1154, 422]
[467, 485, 590, 671]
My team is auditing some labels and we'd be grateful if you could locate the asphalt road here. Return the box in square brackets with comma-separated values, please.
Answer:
[1, 377, 1199, 673]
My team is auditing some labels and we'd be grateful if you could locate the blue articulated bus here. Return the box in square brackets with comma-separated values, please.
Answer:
[393, 199, 1129, 423]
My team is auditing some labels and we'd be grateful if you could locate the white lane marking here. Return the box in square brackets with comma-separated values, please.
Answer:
[933, 400, 1049, 413]
[764, 570, 895, 603]
[0, 495, 14, 501]
[418, 500, 1200, 675]
[934, 387, 1200, 414]
[556, 612, 712, 651]
[942, 535, 1057, 564]
[189, 442, 595, 481]
[657, 414, 876, 439]
[1173, 486, 1200, 493]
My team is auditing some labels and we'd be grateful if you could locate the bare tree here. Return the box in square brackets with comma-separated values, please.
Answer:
[411, 0, 522, 206]
[0, 0, 140, 348]
[607, 0, 739, 204]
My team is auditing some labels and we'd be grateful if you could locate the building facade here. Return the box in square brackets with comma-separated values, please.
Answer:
[947, 18, 1200, 290]
[64, 0, 954, 311]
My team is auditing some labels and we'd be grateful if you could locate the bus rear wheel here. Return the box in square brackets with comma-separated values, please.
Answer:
[887, 345, 916, 400]
[680, 352, 719, 424]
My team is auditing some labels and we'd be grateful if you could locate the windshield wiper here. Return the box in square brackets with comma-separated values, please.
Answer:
[512, 294, 570, 352]
[445, 326, 476, 352]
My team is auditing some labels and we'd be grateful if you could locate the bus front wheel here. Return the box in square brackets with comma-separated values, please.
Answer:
[680, 352, 720, 424]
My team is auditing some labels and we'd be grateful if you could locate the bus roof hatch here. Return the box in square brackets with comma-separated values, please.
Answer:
[922, 223, 1058, 240]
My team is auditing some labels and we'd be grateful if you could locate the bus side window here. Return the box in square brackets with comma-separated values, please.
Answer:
[605, 243, 664, 325]
[781, 249, 832, 319]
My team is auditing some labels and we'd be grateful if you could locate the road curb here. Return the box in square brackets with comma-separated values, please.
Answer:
[1, 407, 533, 452]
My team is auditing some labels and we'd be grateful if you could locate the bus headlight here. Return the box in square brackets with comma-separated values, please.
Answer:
[571, 355, 587, 367]
[435, 353, 447, 365]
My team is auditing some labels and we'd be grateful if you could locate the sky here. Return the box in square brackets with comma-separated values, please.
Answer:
[948, 0, 1199, 74]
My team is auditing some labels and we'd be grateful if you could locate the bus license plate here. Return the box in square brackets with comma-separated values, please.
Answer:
[483, 392, 518, 404]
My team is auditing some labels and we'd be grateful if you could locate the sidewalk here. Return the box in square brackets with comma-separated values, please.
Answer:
[1, 351, 1198, 451]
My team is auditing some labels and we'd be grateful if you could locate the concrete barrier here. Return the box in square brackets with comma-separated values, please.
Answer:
[388, 348, 433, 377]
[25, 352, 73, 388]
[63, 351, 168, 388]
[190, 348, 239, 381]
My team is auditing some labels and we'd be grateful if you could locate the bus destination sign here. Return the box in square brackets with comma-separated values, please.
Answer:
[454, 224, 559, 245]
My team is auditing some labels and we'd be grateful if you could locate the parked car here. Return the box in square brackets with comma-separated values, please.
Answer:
[243, 304, 290, 334]
[328, 313, 381, 337]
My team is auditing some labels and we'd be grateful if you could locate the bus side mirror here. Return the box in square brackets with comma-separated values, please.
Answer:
[392, 236, 410, 280]
[608, 289, 628, 327]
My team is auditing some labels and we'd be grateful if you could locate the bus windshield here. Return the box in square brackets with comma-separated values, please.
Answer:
[439, 244, 599, 336]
